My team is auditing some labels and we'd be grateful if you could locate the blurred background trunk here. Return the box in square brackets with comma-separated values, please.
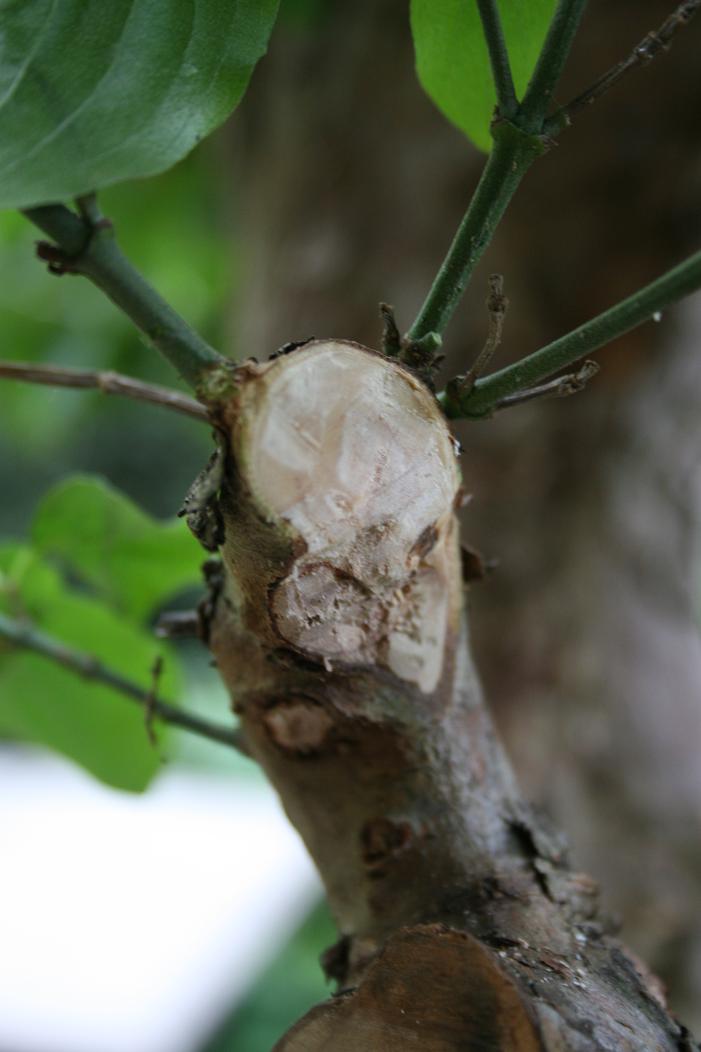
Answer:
[231, 0, 701, 1029]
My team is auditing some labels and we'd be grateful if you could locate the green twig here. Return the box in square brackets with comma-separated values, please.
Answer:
[476, 0, 518, 118]
[518, 0, 590, 130]
[23, 203, 227, 390]
[407, 127, 543, 345]
[406, 0, 591, 348]
[0, 360, 209, 421]
[442, 247, 701, 418]
[0, 612, 245, 752]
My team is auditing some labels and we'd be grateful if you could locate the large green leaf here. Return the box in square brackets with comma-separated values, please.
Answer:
[0, 544, 179, 791]
[0, 0, 280, 208]
[410, 0, 556, 152]
[32, 475, 203, 621]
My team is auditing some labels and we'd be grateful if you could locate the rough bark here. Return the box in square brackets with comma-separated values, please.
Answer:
[228, 0, 701, 1031]
[193, 341, 697, 1049]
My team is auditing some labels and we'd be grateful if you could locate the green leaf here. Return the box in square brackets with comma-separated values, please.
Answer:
[0, 545, 179, 791]
[0, 0, 280, 209]
[32, 475, 203, 622]
[0, 543, 63, 614]
[410, 0, 556, 152]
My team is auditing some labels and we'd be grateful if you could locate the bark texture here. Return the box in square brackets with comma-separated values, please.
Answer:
[229, 0, 701, 1031]
[197, 341, 696, 1049]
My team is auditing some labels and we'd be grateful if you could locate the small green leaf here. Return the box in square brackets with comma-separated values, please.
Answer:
[0, 545, 180, 791]
[32, 475, 203, 622]
[410, 0, 556, 151]
[0, 0, 280, 209]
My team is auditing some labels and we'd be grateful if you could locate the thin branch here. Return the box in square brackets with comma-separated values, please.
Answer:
[399, 330, 444, 384]
[546, 0, 701, 135]
[407, 130, 542, 345]
[476, 0, 518, 118]
[406, 1, 592, 347]
[22, 202, 227, 390]
[518, 0, 589, 130]
[0, 360, 209, 422]
[493, 360, 599, 410]
[464, 274, 509, 387]
[442, 274, 508, 416]
[0, 612, 245, 753]
[442, 246, 701, 418]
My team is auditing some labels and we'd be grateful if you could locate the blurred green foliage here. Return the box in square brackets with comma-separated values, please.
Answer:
[0, 537, 179, 790]
[0, 472, 209, 790]
[32, 475, 203, 620]
[204, 901, 336, 1052]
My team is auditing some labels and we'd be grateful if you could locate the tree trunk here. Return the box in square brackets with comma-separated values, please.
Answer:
[210, 0, 701, 1043]
[199, 339, 694, 1049]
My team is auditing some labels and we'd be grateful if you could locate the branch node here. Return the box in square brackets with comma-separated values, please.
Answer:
[399, 330, 444, 388]
[35, 198, 112, 276]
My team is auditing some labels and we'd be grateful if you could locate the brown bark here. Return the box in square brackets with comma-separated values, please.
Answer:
[225, 0, 701, 1034]
[197, 340, 695, 1049]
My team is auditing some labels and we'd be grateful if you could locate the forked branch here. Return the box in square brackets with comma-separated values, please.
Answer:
[406, 0, 588, 348]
